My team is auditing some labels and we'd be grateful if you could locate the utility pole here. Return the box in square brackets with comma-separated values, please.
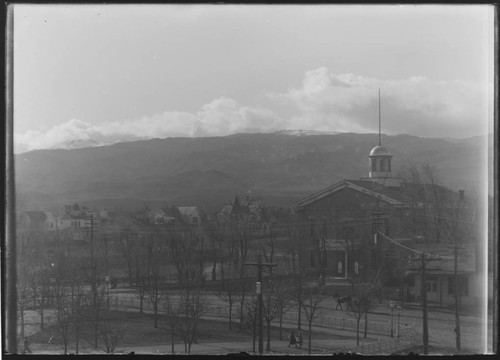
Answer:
[377, 231, 442, 355]
[244, 255, 277, 355]
[104, 234, 110, 308]
[421, 253, 428, 355]
[412, 251, 441, 355]
[451, 243, 465, 351]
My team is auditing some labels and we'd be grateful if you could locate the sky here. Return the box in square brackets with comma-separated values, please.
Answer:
[13, 4, 495, 153]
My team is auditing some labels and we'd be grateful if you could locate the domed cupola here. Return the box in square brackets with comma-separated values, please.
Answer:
[368, 145, 392, 178]
[359, 89, 400, 187]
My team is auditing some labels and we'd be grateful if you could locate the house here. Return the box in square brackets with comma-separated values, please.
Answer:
[406, 244, 481, 307]
[58, 203, 101, 240]
[177, 206, 202, 226]
[147, 208, 172, 225]
[217, 193, 271, 237]
[293, 141, 475, 296]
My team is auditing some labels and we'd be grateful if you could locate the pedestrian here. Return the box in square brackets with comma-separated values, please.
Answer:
[288, 330, 297, 347]
[297, 331, 303, 348]
[23, 337, 32, 354]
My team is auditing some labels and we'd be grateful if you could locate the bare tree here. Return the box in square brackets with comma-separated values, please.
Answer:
[301, 283, 325, 354]
[262, 277, 281, 352]
[272, 276, 294, 340]
[134, 252, 148, 314]
[291, 274, 306, 330]
[17, 235, 36, 340]
[163, 295, 181, 354]
[243, 295, 259, 353]
[175, 288, 206, 354]
[348, 295, 375, 346]
[222, 201, 252, 328]
[117, 226, 139, 287]
[99, 319, 125, 354]
[144, 235, 166, 328]
[52, 251, 74, 354]
[217, 279, 240, 330]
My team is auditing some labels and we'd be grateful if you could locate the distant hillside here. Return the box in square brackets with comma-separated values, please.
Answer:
[15, 132, 491, 213]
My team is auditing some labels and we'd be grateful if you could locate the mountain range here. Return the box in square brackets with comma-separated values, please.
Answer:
[15, 131, 491, 213]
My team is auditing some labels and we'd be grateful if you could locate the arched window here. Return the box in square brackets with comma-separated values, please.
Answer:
[337, 260, 343, 274]
[354, 261, 359, 274]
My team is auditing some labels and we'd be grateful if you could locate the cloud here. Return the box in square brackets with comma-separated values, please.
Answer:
[14, 97, 285, 153]
[268, 67, 486, 137]
[14, 68, 487, 153]
[15, 119, 106, 153]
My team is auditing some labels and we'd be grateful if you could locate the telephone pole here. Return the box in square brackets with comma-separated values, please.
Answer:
[411, 251, 441, 355]
[450, 243, 465, 351]
[377, 231, 441, 356]
[244, 255, 277, 355]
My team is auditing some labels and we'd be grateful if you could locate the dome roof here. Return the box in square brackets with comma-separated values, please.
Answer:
[369, 145, 392, 157]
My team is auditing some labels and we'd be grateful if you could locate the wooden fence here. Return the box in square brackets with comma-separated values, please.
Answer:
[335, 327, 417, 355]
[110, 295, 414, 340]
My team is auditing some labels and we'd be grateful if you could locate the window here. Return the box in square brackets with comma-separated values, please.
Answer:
[380, 159, 385, 172]
[371, 158, 377, 172]
[426, 280, 437, 293]
[310, 250, 315, 268]
[354, 261, 359, 274]
[193, 217, 198, 223]
[337, 260, 343, 274]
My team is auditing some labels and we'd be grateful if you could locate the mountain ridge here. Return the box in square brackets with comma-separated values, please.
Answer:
[15, 132, 490, 213]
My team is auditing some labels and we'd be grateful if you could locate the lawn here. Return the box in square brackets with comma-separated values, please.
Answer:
[26, 309, 342, 354]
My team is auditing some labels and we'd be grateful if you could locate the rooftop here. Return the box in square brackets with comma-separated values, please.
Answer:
[369, 145, 392, 157]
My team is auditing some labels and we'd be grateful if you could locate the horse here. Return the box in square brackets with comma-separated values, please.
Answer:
[335, 295, 353, 311]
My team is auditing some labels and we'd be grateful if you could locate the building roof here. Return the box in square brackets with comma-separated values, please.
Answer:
[369, 145, 392, 157]
[294, 179, 407, 208]
[178, 206, 200, 218]
[348, 180, 411, 203]
[295, 177, 459, 209]
[406, 244, 476, 275]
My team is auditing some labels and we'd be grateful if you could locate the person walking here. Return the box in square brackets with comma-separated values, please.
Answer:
[297, 330, 303, 348]
[288, 330, 297, 347]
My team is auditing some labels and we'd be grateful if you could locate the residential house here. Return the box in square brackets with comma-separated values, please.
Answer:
[217, 193, 271, 237]
[178, 206, 202, 226]
[58, 203, 101, 240]
[407, 244, 481, 307]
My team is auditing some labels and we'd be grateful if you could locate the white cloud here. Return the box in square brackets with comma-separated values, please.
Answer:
[268, 68, 486, 137]
[14, 68, 487, 153]
[14, 97, 285, 153]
